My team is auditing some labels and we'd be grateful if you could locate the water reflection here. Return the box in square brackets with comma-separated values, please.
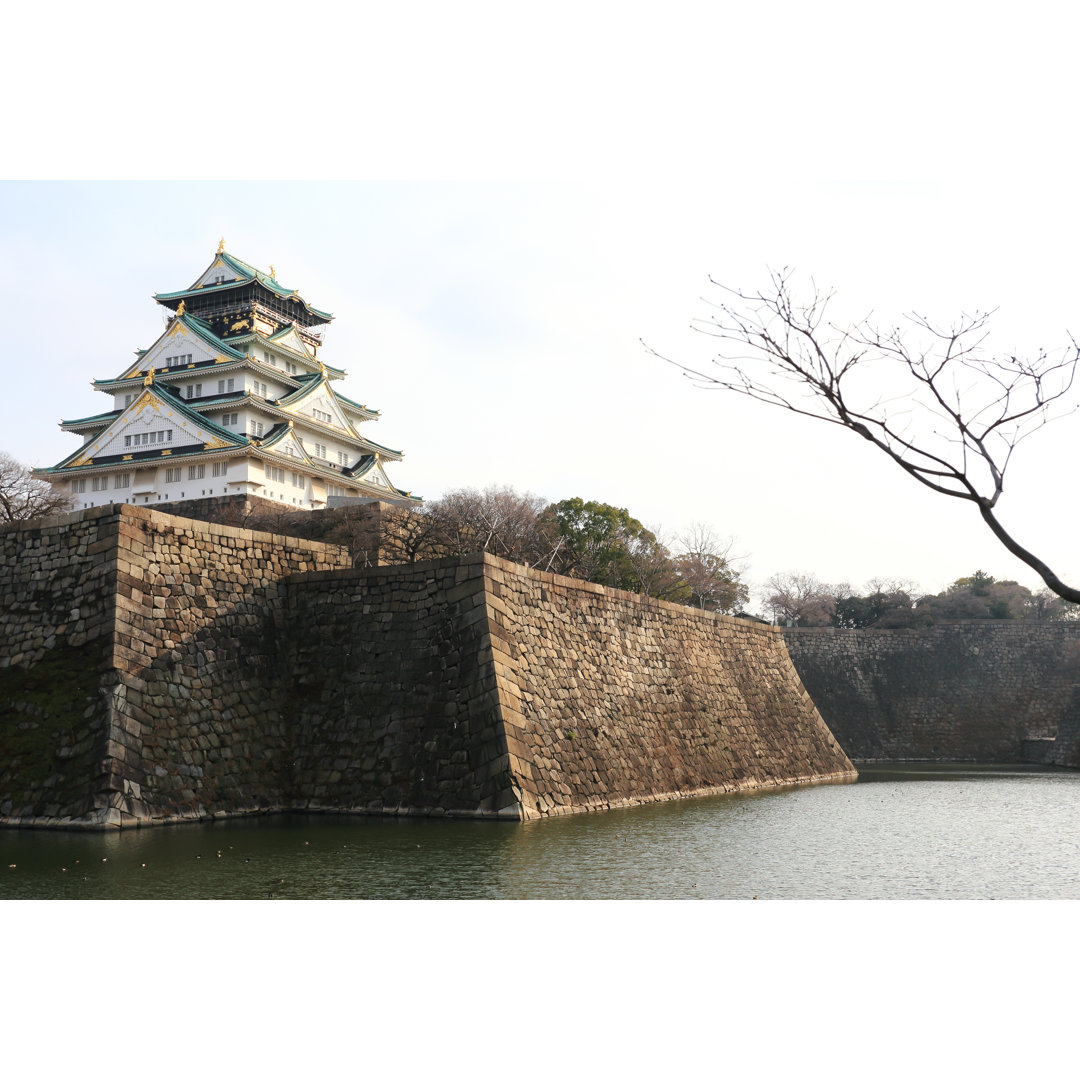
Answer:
[3, 765, 1079, 899]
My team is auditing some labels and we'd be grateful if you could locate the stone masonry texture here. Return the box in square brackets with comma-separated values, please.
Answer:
[1, 505, 854, 828]
[783, 623, 1080, 764]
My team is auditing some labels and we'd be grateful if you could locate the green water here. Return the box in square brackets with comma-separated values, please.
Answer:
[3, 764, 1078, 899]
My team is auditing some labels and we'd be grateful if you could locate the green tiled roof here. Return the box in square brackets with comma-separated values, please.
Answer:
[154, 250, 333, 322]
[46, 383, 248, 473]
[61, 408, 122, 428]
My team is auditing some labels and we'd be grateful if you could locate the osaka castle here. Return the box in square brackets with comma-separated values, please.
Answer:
[42, 243, 419, 511]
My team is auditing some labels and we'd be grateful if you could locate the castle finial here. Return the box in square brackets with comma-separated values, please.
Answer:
[270, 264, 276, 279]
[217, 237, 226, 254]
[176, 300, 186, 317]
[143, 367, 155, 387]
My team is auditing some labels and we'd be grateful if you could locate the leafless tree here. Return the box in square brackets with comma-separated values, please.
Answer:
[764, 570, 835, 626]
[672, 524, 749, 612]
[650, 270, 1080, 602]
[0, 453, 75, 522]
[622, 525, 687, 602]
[427, 486, 554, 564]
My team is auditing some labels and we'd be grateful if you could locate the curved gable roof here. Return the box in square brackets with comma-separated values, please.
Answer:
[154, 249, 333, 323]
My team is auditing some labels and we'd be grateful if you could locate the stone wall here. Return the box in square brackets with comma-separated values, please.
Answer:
[284, 556, 856, 820]
[782, 623, 1080, 762]
[1, 505, 855, 827]
[0, 507, 122, 825]
[1, 504, 351, 827]
[477, 557, 853, 817]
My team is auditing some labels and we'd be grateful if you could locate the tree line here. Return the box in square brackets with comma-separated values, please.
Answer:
[366, 487, 750, 614]
[0, 453, 749, 615]
[8, 449, 1073, 625]
[764, 569, 1080, 628]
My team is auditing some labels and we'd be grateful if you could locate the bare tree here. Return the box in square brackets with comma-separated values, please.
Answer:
[672, 524, 749, 612]
[764, 571, 835, 626]
[0, 453, 75, 522]
[651, 270, 1080, 602]
[623, 525, 688, 602]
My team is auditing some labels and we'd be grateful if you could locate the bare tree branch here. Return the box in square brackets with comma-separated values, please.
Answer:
[647, 269, 1080, 602]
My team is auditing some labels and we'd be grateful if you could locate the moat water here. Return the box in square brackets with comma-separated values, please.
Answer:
[3, 764, 1079, 899]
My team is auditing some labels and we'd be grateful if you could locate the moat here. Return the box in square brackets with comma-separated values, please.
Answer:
[3, 763, 1077, 899]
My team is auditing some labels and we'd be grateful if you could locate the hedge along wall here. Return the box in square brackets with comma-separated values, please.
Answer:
[782, 622, 1080, 762]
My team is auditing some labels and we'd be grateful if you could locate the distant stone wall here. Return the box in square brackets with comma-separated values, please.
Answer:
[1, 505, 854, 827]
[782, 623, 1080, 762]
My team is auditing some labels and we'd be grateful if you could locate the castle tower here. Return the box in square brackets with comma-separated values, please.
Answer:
[40, 244, 420, 511]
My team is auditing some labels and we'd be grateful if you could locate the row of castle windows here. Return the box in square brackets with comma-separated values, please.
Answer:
[125, 430, 172, 447]
[262, 351, 300, 375]
[163, 463, 229, 483]
[74, 473, 131, 493]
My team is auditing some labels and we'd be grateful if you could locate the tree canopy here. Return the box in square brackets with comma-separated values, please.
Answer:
[370, 486, 748, 612]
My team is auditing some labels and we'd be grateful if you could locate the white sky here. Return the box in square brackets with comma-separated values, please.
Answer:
[5, 3, 1080, 614]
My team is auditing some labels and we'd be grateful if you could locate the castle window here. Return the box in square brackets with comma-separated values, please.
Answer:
[285, 360, 298, 374]
[186, 383, 204, 400]
[328, 484, 345, 497]
[250, 421, 264, 437]
[217, 378, 235, 394]
[124, 394, 133, 407]
[165, 467, 181, 483]
[71, 478, 87, 493]
[188, 464, 205, 480]
[267, 465, 285, 482]
[165, 353, 193, 368]
[337, 451, 349, 465]
[113, 473, 130, 489]
[221, 413, 239, 427]
[313, 409, 332, 424]
[92, 476, 108, 491]
[124, 429, 172, 448]
[212, 462, 228, 477]
[314, 443, 327, 459]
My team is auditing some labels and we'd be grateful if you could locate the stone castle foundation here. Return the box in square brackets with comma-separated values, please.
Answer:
[1, 504, 854, 828]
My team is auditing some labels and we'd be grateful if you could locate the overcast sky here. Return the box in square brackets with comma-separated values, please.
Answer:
[6, 3, 1080, 612]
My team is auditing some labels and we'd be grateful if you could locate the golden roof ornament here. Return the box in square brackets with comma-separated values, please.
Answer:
[143, 367, 155, 387]
[176, 300, 186, 317]
[270, 264, 276, 279]
[217, 237, 226, 254]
